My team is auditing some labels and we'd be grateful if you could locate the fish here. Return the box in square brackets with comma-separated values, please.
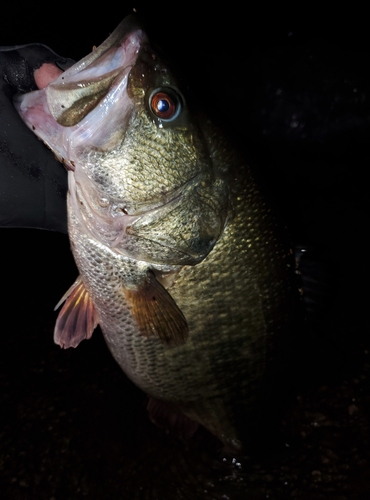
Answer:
[15, 15, 299, 452]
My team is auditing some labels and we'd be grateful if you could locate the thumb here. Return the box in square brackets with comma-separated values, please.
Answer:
[34, 63, 63, 89]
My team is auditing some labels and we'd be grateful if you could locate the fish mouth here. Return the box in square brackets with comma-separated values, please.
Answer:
[15, 16, 146, 169]
[44, 16, 145, 127]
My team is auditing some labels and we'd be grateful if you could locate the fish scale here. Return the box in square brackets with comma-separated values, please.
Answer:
[15, 15, 299, 451]
[68, 156, 294, 449]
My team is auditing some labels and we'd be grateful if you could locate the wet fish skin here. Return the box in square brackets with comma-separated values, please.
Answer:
[15, 16, 298, 451]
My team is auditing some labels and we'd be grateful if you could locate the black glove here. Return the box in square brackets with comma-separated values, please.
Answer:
[0, 44, 74, 233]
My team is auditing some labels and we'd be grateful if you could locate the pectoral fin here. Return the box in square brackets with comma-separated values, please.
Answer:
[124, 272, 188, 346]
[54, 276, 98, 348]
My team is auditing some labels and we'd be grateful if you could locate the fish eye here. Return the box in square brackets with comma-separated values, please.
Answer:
[149, 88, 182, 121]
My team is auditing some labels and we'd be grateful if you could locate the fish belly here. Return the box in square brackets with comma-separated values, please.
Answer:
[67, 174, 296, 448]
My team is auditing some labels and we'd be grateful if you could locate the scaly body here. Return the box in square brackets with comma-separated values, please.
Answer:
[16, 16, 298, 450]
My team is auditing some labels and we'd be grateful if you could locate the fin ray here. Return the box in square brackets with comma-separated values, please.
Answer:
[124, 272, 188, 346]
[54, 276, 98, 348]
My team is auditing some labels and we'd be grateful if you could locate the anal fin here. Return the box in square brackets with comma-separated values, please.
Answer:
[147, 397, 199, 439]
[54, 276, 98, 348]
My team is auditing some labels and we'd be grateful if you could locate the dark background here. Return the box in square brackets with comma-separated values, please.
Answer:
[0, 5, 368, 499]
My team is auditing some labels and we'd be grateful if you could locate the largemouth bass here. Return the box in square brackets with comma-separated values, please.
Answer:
[15, 16, 299, 451]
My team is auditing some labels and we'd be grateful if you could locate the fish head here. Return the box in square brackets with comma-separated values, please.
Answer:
[15, 16, 230, 266]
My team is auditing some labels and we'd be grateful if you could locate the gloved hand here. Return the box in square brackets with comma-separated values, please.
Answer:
[0, 44, 74, 233]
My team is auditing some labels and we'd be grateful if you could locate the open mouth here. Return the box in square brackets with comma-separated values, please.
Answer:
[14, 17, 146, 169]
[44, 20, 145, 128]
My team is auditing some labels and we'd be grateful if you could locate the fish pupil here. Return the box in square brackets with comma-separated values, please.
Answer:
[157, 99, 169, 113]
[149, 89, 180, 121]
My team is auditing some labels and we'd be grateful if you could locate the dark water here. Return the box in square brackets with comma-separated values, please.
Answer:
[1, 6, 369, 499]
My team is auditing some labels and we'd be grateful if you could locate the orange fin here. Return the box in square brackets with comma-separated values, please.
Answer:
[54, 276, 98, 349]
[124, 272, 188, 346]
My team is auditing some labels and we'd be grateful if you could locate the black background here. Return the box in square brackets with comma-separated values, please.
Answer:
[0, 5, 369, 499]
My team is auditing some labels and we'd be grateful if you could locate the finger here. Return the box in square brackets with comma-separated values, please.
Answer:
[34, 63, 63, 89]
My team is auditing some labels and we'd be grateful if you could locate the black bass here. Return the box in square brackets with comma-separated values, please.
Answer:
[15, 16, 298, 451]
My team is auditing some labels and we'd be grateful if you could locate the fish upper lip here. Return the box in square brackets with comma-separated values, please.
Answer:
[51, 16, 145, 84]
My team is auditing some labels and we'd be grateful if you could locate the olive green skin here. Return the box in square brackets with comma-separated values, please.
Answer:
[17, 17, 299, 451]
[68, 96, 298, 450]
